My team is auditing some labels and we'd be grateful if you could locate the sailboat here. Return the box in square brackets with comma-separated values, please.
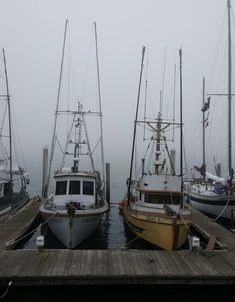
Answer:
[0, 49, 30, 224]
[39, 20, 108, 249]
[122, 47, 191, 251]
[186, 0, 235, 221]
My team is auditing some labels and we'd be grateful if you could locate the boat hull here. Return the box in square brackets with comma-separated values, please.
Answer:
[40, 202, 108, 249]
[189, 192, 235, 220]
[0, 204, 11, 225]
[123, 203, 190, 251]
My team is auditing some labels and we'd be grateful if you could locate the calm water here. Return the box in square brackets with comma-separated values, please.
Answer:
[19, 164, 159, 250]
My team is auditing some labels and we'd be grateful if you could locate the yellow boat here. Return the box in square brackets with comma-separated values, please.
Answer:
[122, 48, 192, 250]
[122, 186, 191, 250]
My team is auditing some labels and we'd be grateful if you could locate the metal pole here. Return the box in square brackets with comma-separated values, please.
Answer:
[2, 48, 12, 193]
[127, 46, 145, 205]
[42, 145, 48, 197]
[94, 22, 105, 194]
[179, 48, 183, 204]
[227, 0, 232, 176]
[105, 163, 110, 203]
[43, 19, 68, 197]
[202, 77, 206, 181]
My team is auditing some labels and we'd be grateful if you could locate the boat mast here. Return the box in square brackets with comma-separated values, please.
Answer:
[43, 19, 68, 198]
[127, 46, 145, 205]
[2, 48, 12, 189]
[94, 22, 105, 191]
[179, 48, 183, 201]
[73, 102, 83, 172]
[227, 0, 232, 177]
[202, 77, 206, 181]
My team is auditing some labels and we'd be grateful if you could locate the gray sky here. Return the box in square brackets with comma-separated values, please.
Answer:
[0, 0, 233, 193]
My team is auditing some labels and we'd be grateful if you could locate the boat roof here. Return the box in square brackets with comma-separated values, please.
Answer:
[54, 170, 97, 179]
[136, 188, 181, 194]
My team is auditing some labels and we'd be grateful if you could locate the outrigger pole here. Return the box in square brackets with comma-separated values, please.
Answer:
[2, 49, 12, 192]
[42, 19, 68, 198]
[127, 46, 145, 205]
[94, 22, 105, 195]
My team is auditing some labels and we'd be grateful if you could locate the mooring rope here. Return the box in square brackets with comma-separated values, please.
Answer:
[212, 198, 230, 222]
[7, 208, 60, 247]
[0, 281, 13, 300]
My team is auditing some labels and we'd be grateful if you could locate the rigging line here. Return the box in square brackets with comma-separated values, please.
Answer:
[136, 138, 153, 177]
[43, 19, 68, 198]
[67, 23, 77, 105]
[83, 114, 95, 171]
[94, 22, 105, 190]
[160, 46, 167, 114]
[2, 49, 12, 188]
[60, 113, 75, 170]
[143, 47, 149, 141]
[82, 24, 93, 103]
[91, 137, 101, 155]
[173, 63, 176, 141]
[207, 8, 227, 83]
[0, 102, 7, 136]
[11, 105, 27, 172]
[56, 136, 65, 155]
[127, 46, 145, 204]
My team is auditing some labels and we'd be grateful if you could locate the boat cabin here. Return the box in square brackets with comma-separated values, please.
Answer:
[52, 172, 97, 210]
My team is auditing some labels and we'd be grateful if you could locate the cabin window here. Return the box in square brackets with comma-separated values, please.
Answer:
[145, 193, 180, 204]
[83, 181, 94, 195]
[69, 181, 81, 195]
[55, 181, 67, 195]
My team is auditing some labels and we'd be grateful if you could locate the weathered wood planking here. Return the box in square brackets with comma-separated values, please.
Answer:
[191, 206, 235, 250]
[0, 249, 234, 285]
[0, 199, 41, 250]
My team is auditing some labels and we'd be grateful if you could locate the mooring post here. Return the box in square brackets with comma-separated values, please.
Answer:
[42, 145, 48, 198]
[105, 163, 110, 203]
[231, 209, 234, 230]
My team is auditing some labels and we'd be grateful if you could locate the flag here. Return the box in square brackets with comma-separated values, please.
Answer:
[201, 96, 210, 112]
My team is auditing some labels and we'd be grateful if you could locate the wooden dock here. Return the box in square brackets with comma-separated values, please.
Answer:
[0, 200, 234, 287]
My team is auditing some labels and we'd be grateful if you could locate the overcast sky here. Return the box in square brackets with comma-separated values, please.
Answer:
[0, 0, 234, 195]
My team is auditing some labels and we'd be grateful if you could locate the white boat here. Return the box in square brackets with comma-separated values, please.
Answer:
[186, 0, 235, 221]
[39, 20, 108, 249]
[0, 49, 30, 224]
[121, 48, 191, 250]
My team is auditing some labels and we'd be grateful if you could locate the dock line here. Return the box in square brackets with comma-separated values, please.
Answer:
[7, 210, 60, 248]
[0, 281, 13, 300]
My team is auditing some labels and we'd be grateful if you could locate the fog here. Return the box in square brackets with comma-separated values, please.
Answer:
[0, 0, 234, 196]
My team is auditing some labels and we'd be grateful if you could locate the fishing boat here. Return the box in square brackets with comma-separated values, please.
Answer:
[186, 0, 235, 221]
[122, 47, 191, 251]
[39, 20, 108, 249]
[0, 49, 30, 224]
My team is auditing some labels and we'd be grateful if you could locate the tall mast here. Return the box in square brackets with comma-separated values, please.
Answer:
[127, 46, 145, 204]
[43, 19, 68, 198]
[2, 48, 12, 188]
[202, 77, 206, 181]
[179, 48, 183, 200]
[227, 0, 232, 177]
[94, 22, 105, 191]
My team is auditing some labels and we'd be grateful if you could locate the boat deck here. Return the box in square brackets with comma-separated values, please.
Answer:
[0, 200, 234, 286]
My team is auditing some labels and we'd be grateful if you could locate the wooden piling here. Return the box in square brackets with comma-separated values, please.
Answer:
[42, 145, 48, 198]
[105, 163, 110, 203]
